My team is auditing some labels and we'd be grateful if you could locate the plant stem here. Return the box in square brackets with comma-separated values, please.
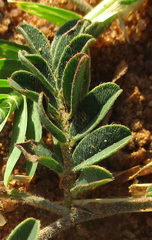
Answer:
[1, 189, 70, 216]
[38, 197, 152, 239]
[60, 142, 73, 208]
[58, 96, 74, 208]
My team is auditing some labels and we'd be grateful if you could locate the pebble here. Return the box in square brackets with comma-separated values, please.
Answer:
[0, 214, 6, 227]
[138, 19, 147, 31]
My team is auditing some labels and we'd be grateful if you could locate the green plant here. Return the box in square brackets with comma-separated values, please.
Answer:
[0, 0, 146, 184]
[1, 19, 152, 240]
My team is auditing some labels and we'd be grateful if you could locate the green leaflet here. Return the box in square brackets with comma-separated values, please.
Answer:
[9, 70, 58, 109]
[16, 140, 63, 175]
[7, 218, 40, 240]
[72, 125, 131, 172]
[4, 96, 27, 186]
[56, 34, 95, 89]
[0, 39, 30, 59]
[8, 77, 61, 125]
[38, 92, 66, 143]
[26, 100, 42, 177]
[62, 52, 89, 110]
[70, 83, 122, 143]
[14, 2, 81, 26]
[17, 24, 52, 65]
[71, 165, 113, 197]
[70, 54, 89, 117]
[25, 54, 56, 89]
[18, 51, 56, 95]
[51, 19, 90, 58]
[52, 19, 90, 71]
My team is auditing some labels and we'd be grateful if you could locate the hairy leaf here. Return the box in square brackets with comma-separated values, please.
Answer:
[72, 125, 131, 172]
[8, 77, 61, 125]
[17, 24, 52, 64]
[70, 83, 122, 143]
[71, 165, 113, 196]
[7, 218, 40, 240]
[56, 34, 95, 89]
[9, 70, 58, 109]
[25, 54, 56, 89]
[18, 51, 56, 95]
[51, 19, 89, 57]
[38, 92, 66, 143]
[62, 52, 88, 110]
[16, 140, 63, 174]
[52, 19, 90, 71]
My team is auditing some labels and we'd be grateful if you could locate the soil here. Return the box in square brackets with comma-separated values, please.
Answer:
[0, 0, 152, 239]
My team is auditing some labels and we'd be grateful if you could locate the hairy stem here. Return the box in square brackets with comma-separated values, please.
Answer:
[1, 189, 70, 216]
[38, 197, 152, 239]
[60, 142, 73, 207]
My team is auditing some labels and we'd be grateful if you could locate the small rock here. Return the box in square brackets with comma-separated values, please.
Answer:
[0, 214, 6, 226]
[138, 19, 147, 31]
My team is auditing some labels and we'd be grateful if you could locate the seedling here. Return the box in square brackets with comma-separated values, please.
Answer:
[1, 19, 152, 240]
[0, 0, 146, 182]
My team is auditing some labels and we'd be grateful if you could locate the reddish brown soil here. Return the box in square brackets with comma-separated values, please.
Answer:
[1, 0, 152, 239]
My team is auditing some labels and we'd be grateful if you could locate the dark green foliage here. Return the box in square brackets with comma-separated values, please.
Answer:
[17, 24, 52, 64]
[7, 20, 131, 194]
[4, 20, 132, 239]
[72, 125, 131, 171]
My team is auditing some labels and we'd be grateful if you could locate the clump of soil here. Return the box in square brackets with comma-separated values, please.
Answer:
[1, 0, 152, 239]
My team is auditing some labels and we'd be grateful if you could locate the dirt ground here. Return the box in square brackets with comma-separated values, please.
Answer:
[0, 0, 152, 239]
